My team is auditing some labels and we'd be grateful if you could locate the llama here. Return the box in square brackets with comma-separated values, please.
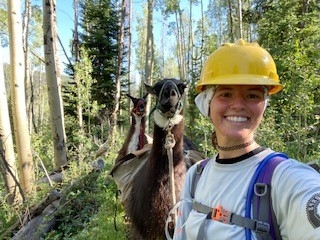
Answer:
[124, 78, 197, 239]
[115, 93, 152, 163]
[109, 93, 153, 206]
[96, 94, 152, 159]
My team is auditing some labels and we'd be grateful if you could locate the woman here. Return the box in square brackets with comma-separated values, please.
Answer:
[173, 39, 320, 240]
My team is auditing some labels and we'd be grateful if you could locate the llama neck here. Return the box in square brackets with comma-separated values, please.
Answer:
[127, 114, 144, 153]
[137, 117, 146, 150]
[149, 114, 184, 168]
[153, 110, 183, 129]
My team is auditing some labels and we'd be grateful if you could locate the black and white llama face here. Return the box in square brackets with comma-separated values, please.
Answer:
[126, 93, 148, 117]
[145, 78, 188, 118]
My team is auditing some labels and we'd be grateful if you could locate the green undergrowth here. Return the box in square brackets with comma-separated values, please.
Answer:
[43, 180, 127, 240]
[0, 150, 127, 239]
[42, 155, 127, 240]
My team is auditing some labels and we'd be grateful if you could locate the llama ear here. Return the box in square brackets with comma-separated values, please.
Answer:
[126, 93, 136, 103]
[142, 92, 149, 99]
[126, 93, 133, 100]
[144, 82, 156, 95]
[178, 82, 188, 95]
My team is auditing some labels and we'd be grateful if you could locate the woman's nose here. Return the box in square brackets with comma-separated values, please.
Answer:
[230, 95, 246, 108]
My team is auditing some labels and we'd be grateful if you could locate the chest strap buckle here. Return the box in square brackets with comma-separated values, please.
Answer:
[212, 205, 232, 223]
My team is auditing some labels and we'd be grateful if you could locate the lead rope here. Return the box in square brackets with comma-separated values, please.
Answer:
[165, 119, 177, 225]
[165, 201, 181, 240]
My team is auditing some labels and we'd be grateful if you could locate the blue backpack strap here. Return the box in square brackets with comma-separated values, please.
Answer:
[191, 153, 289, 240]
[246, 152, 289, 240]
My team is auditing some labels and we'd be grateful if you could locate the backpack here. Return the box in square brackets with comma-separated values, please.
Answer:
[190, 152, 319, 240]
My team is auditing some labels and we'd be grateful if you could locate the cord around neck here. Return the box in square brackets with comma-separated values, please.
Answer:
[217, 139, 255, 151]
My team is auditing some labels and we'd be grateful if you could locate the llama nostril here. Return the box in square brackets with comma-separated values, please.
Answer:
[171, 89, 177, 97]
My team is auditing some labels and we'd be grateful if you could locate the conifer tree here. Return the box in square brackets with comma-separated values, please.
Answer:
[80, 0, 119, 113]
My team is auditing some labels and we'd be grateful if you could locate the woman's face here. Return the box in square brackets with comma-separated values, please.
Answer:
[209, 85, 267, 144]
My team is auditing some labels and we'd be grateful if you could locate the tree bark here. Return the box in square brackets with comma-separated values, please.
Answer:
[43, 0, 68, 168]
[7, 0, 35, 196]
[144, 0, 154, 132]
[227, 0, 234, 42]
[22, 0, 33, 134]
[0, 46, 23, 205]
[73, 0, 84, 152]
[238, 0, 243, 38]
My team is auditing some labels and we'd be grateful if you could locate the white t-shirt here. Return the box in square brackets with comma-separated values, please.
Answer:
[173, 148, 320, 240]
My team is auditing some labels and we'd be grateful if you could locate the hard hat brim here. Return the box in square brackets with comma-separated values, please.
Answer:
[196, 74, 283, 95]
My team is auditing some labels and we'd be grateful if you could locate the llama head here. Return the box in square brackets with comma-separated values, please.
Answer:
[145, 78, 188, 128]
[126, 93, 148, 117]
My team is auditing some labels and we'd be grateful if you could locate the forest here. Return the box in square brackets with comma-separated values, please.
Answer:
[0, 0, 319, 239]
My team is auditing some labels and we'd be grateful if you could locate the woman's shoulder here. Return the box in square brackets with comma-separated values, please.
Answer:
[273, 156, 320, 186]
[188, 157, 214, 169]
[185, 157, 215, 182]
[277, 157, 319, 173]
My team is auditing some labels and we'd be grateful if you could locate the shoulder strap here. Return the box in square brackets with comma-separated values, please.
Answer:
[308, 162, 320, 173]
[190, 159, 209, 198]
[191, 153, 289, 240]
[249, 152, 289, 240]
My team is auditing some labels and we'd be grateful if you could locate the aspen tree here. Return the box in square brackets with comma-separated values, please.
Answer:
[7, 0, 35, 196]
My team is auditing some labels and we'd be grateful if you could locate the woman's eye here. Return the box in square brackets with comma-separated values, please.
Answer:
[220, 92, 231, 97]
[248, 94, 259, 98]
[247, 92, 264, 99]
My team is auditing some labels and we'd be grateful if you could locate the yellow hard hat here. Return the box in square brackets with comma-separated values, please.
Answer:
[196, 39, 283, 95]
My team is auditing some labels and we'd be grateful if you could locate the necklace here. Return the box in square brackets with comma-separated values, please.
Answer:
[217, 139, 255, 151]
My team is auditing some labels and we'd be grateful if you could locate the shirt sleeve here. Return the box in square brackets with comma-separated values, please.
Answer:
[272, 159, 320, 240]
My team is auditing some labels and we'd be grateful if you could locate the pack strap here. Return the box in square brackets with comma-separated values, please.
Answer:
[245, 152, 288, 240]
[253, 156, 288, 240]
[192, 201, 270, 240]
[190, 159, 209, 198]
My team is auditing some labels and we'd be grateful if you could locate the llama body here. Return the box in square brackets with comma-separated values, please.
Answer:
[110, 94, 152, 207]
[125, 78, 190, 239]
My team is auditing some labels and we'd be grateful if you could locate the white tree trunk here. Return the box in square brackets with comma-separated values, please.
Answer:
[238, 0, 243, 38]
[7, 0, 35, 196]
[144, 0, 154, 132]
[43, 0, 68, 168]
[109, 0, 126, 144]
[0, 46, 23, 205]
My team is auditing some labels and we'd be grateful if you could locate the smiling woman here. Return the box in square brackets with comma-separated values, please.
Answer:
[194, 39, 282, 157]
[173, 39, 320, 240]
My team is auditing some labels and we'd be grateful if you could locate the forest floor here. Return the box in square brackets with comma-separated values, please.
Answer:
[1, 152, 128, 240]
